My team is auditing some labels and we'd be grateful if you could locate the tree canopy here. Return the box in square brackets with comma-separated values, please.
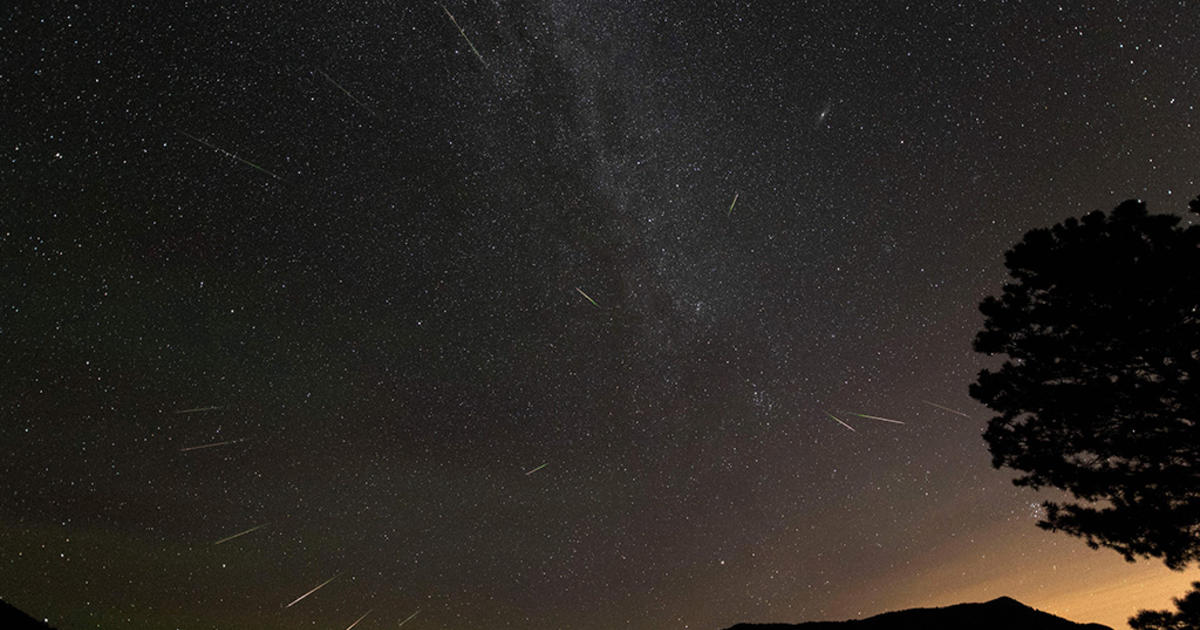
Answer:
[1130, 581, 1200, 630]
[970, 198, 1200, 570]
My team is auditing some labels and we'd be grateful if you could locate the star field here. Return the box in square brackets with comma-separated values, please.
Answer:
[3, 2, 1199, 629]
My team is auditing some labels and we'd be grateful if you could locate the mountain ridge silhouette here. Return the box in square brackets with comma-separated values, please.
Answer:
[0, 598, 57, 630]
[723, 596, 1112, 630]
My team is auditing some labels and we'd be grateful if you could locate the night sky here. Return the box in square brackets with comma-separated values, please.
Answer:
[3, 2, 1199, 629]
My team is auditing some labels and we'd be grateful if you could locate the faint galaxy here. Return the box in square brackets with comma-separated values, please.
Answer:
[2, 2, 1198, 629]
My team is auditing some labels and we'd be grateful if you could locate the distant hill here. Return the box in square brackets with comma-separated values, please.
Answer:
[724, 596, 1112, 630]
[0, 599, 58, 629]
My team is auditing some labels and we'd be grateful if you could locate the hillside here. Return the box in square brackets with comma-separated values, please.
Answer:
[0, 599, 57, 629]
[724, 596, 1112, 630]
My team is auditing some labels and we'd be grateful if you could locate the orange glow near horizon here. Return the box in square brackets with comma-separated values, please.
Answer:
[852, 521, 1198, 630]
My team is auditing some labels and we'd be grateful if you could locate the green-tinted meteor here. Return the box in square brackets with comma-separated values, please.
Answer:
[397, 610, 421, 627]
[575, 287, 600, 307]
[727, 192, 739, 216]
[921, 400, 971, 418]
[179, 438, 247, 452]
[825, 411, 856, 432]
[525, 462, 549, 475]
[214, 522, 268, 545]
[175, 405, 222, 414]
[849, 412, 905, 425]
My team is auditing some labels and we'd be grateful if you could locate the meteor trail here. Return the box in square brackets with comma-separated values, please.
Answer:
[727, 192, 739, 216]
[214, 523, 268, 545]
[575, 287, 600, 307]
[849, 412, 905, 425]
[825, 412, 856, 432]
[284, 573, 340, 608]
[397, 610, 421, 627]
[179, 438, 247, 452]
[175, 405, 222, 414]
[525, 462, 549, 475]
[319, 69, 377, 117]
[440, 4, 488, 68]
[345, 610, 372, 630]
[921, 400, 971, 418]
[179, 131, 283, 181]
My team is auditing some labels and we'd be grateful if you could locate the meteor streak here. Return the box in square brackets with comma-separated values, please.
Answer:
[440, 4, 488, 68]
[179, 131, 283, 181]
[284, 573, 340, 608]
[727, 192, 739, 216]
[345, 610, 372, 630]
[175, 405, 222, 414]
[825, 412, 856, 432]
[180, 438, 246, 452]
[575, 287, 600, 307]
[214, 522, 268, 545]
[525, 462, 549, 475]
[849, 412, 905, 425]
[921, 400, 971, 418]
[397, 610, 421, 627]
[319, 69, 377, 117]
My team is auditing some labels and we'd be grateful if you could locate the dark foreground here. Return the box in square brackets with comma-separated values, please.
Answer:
[1, 599, 57, 630]
[724, 596, 1112, 630]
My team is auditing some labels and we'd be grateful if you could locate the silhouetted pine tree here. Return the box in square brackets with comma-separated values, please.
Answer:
[1130, 581, 1200, 630]
[971, 197, 1200, 627]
